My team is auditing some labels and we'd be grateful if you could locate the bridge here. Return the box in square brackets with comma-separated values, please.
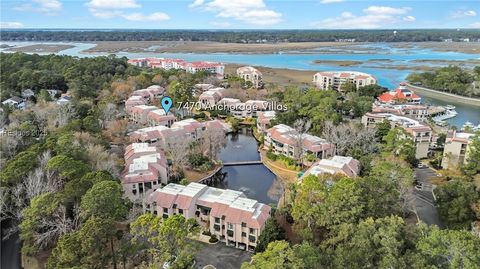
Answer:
[223, 160, 263, 166]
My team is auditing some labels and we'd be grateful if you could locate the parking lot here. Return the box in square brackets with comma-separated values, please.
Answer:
[411, 166, 444, 227]
[195, 242, 252, 269]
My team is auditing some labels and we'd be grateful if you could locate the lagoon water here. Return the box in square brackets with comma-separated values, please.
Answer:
[216, 130, 283, 205]
[1, 42, 479, 126]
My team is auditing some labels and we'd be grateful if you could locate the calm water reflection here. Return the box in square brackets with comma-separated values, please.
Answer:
[215, 129, 283, 205]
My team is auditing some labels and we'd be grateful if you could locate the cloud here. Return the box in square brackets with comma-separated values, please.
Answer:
[87, 0, 140, 9]
[86, 0, 170, 22]
[189, 0, 204, 8]
[363, 6, 410, 15]
[469, 22, 480, 28]
[452, 10, 477, 18]
[190, 0, 282, 26]
[0, 22, 24, 28]
[15, 0, 62, 15]
[320, 0, 343, 3]
[122, 12, 170, 22]
[313, 6, 414, 29]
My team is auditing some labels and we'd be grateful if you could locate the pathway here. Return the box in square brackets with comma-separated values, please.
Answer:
[406, 83, 480, 106]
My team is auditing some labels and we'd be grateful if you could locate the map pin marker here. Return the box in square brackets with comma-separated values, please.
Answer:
[161, 96, 173, 114]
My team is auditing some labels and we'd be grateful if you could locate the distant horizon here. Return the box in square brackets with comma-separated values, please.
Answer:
[1, 28, 480, 31]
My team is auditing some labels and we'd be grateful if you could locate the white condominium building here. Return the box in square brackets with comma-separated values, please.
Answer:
[236, 66, 263, 88]
[313, 71, 376, 91]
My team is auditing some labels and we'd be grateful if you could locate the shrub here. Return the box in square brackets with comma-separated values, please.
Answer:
[209, 235, 218, 243]
[266, 151, 277, 161]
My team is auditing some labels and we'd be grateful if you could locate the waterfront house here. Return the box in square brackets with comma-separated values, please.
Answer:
[187, 61, 225, 78]
[313, 71, 376, 91]
[301, 155, 360, 179]
[377, 84, 421, 105]
[236, 66, 263, 88]
[128, 58, 225, 78]
[371, 103, 430, 121]
[441, 131, 476, 169]
[130, 125, 185, 148]
[121, 143, 169, 201]
[146, 182, 271, 251]
[265, 124, 335, 161]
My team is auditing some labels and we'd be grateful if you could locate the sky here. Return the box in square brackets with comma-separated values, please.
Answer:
[1, 0, 480, 29]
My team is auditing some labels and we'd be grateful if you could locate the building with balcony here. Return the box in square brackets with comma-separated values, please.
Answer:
[362, 112, 432, 159]
[128, 58, 224, 78]
[199, 88, 226, 108]
[256, 111, 276, 134]
[313, 71, 376, 91]
[441, 131, 476, 169]
[130, 119, 229, 147]
[121, 143, 169, 201]
[236, 66, 263, 88]
[146, 182, 271, 251]
[265, 124, 335, 161]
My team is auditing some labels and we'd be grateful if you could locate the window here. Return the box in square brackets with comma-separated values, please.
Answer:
[249, 228, 255, 234]
[215, 217, 220, 223]
[227, 223, 233, 230]
[214, 224, 220, 231]
[173, 204, 177, 209]
[249, 235, 256, 243]
[178, 209, 183, 215]
[163, 208, 168, 213]
[241, 222, 246, 228]
[227, 230, 234, 237]
[132, 184, 136, 189]
[242, 232, 246, 237]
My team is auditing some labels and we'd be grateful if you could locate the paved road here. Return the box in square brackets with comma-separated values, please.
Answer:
[195, 242, 252, 269]
[411, 166, 444, 227]
[1, 231, 21, 269]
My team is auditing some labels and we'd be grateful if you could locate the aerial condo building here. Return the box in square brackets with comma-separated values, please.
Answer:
[146, 183, 271, 251]
[313, 71, 376, 91]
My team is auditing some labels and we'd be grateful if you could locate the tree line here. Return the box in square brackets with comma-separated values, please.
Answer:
[2, 29, 480, 42]
[407, 65, 480, 98]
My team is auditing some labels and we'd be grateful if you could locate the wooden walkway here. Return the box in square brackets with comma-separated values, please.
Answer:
[223, 160, 263, 166]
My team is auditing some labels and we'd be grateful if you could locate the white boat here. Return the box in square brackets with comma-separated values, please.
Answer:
[445, 105, 456, 110]
[434, 120, 448, 126]
[432, 109, 457, 121]
[462, 121, 475, 131]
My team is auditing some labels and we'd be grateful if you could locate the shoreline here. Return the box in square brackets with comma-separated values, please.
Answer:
[406, 83, 480, 107]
